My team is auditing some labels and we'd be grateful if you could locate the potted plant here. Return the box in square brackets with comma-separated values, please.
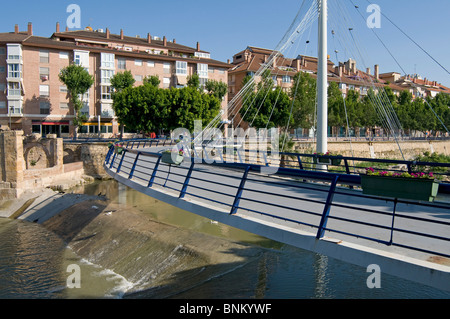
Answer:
[114, 142, 124, 155]
[313, 152, 343, 166]
[161, 148, 184, 165]
[360, 167, 439, 202]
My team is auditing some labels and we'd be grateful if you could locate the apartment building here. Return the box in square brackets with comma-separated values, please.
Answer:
[0, 22, 231, 137]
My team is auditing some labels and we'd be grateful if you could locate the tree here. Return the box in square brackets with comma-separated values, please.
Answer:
[110, 71, 136, 137]
[328, 82, 345, 136]
[59, 64, 94, 137]
[166, 86, 221, 131]
[239, 71, 292, 130]
[112, 82, 170, 134]
[205, 80, 228, 100]
[110, 70, 135, 93]
[291, 72, 317, 130]
[143, 75, 160, 87]
[187, 73, 200, 89]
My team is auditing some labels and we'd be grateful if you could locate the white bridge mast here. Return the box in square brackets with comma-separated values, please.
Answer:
[317, 0, 328, 156]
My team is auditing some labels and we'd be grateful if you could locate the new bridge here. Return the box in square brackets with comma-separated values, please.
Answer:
[103, 138, 450, 292]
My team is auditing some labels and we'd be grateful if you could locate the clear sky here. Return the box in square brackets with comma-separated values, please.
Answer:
[2, 0, 449, 86]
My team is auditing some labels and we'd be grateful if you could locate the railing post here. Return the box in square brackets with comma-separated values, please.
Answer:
[128, 152, 141, 179]
[297, 155, 304, 170]
[116, 150, 127, 173]
[109, 152, 117, 169]
[148, 156, 162, 187]
[316, 176, 339, 239]
[179, 161, 195, 199]
[343, 158, 351, 175]
[389, 198, 398, 246]
[230, 166, 251, 215]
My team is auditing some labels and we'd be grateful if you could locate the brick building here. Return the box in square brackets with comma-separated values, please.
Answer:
[0, 22, 231, 137]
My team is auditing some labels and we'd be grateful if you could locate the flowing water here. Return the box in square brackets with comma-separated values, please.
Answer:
[1, 179, 449, 299]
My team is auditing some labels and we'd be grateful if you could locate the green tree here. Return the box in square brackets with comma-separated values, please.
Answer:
[291, 72, 317, 130]
[187, 73, 200, 89]
[328, 82, 345, 136]
[205, 80, 228, 100]
[110, 70, 136, 137]
[59, 64, 94, 137]
[143, 75, 160, 87]
[166, 86, 221, 131]
[110, 70, 135, 93]
[112, 82, 170, 134]
[239, 72, 292, 129]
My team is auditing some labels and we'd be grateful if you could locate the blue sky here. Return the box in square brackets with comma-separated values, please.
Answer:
[2, 0, 450, 86]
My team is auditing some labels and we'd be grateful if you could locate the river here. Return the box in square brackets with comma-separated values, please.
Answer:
[0, 179, 449, 299]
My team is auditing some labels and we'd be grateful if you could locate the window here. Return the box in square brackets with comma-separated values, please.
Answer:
[282, 75, 291, 83]
[8, 100, 22, 114]
[272, 76, 278, 84]
[60, 86, 68, 93]
[74, 54, 81, 65]
[8, 55, 20, 60]
[40, 67, 49, 81]
[0, 48, 5, 55]
[40, 101, 50, 114]
[0, 83, 5, 92]
[163, 77, 170, 88]
[0, 101, 5, 109]
[101, 86, 112, 100]
[60, 102, 69, 109]
[8, 64, 20, 78]
[73, 50, 89, 69]
[195, 52, 210, 59]
[101, 69, 114, 84]
[59, 51, 69, 59]
[0, 66, 5, 73]
[39, 85, 49, 97]
[176, 61, 187, 75]
[197, 63, 208, 78]
[101, 53, 115, 69]
[135, 75, 142, 82]
[8, 82, 20, 96]
[163, 62, 171, 74]
[147, 60, 154, 67]
[118, 58, 126, 70]
[135, 59, 142, 66]
[39, 50, 49, 63]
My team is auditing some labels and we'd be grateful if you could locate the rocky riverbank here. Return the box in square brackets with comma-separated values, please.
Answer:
[15, 190, 264, 298]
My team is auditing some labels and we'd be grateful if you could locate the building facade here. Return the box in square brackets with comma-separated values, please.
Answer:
[0, 22, 231, 137]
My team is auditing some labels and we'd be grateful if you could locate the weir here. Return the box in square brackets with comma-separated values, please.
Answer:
[103, 140, 450, 292]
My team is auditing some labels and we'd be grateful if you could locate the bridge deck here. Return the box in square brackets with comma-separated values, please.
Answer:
[104, 145, 450, 291]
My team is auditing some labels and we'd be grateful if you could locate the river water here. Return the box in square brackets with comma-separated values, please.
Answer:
[1, 180, 449, 299]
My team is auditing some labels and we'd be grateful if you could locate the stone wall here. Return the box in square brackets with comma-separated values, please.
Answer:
[0, 130, 87, 200]
[294, 140, 450, 160]
[63, 142, 111, 179]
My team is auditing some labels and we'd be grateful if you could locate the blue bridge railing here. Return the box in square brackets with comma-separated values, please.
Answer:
[104, 140, 450, 260]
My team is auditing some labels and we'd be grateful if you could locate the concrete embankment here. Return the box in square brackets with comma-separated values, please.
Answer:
[0, 186, 264, 298]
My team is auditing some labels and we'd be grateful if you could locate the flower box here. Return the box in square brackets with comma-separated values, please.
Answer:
[161, 152, 184, 165]
[313, 155, 343, 166]
[114, 146, 123, 155]
[360, 174, 439, 202]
